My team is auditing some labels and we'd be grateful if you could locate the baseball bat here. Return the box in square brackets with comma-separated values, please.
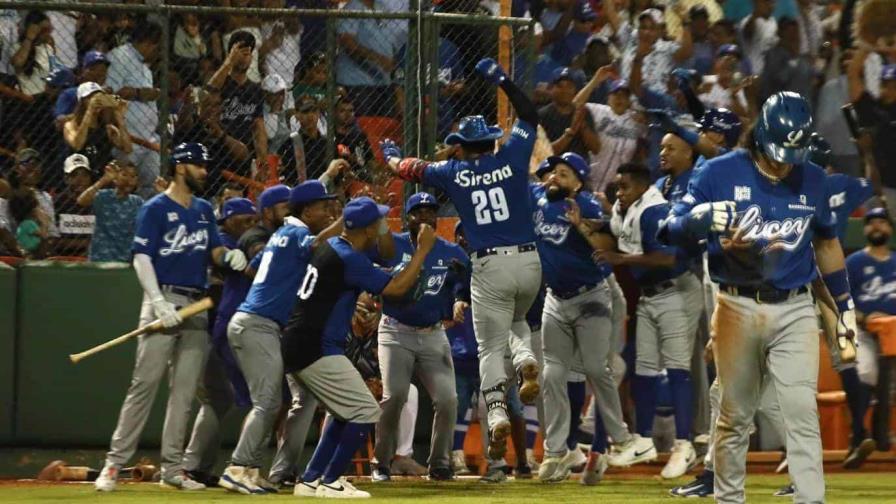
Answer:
[811, 278, 857, 363]
[68, 297, 214, 364]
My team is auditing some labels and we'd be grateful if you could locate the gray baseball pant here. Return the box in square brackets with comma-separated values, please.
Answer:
[712, 291, 824, 504]
[635, 272, 703, 375]
[183, 349, 235, 473]
[105, 291, 210, 478]
[541, 283, 630, 457]
[374, 319, 457, 470]
[607, 273, 627, 354]
[227, 311, 284, 467]
[291, 355, 380, 423]
[470, 248, 541, 425]
[269, 375, 319, 482]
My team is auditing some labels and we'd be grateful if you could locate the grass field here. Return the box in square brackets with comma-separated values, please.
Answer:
[2, 474, 895, 503]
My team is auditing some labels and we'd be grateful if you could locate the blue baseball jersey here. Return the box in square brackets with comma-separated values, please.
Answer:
[531, 185, 609, 293]
[132, 193, 222, 289]
[382, 233, 471, 328]
[827, 174, 873, 244]
[655, 169, 693, 205]
[631, 203, 689, 284]
[665, 150, 837, 289]
[846, 250, 896, 316]
[217, 232, 254, 327]
[422, 120, 537, 251]
[239, 217, 315, 327]
[281, 236, 392, 373]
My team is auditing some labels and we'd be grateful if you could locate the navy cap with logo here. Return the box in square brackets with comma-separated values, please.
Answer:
[218, 197, 257, 223]
[547, 152, 590, 183]
[171, 142, 211, 166]
[716, 44, 742, 59]
[344, 196, 390, 229]
[405, 192, 439, 214]
[608, 78, 630, 94]
[882, 64, 896, 81]
[290, 180, 336, 207]
[551, 66, 585, 87]
[82, 50, 110, 68]
[535, 159, 552, 178]
[865, 207, 891, 224]
[259, 184, 291, 210]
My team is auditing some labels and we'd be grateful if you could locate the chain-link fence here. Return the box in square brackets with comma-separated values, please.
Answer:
[0, 1, 533, 259]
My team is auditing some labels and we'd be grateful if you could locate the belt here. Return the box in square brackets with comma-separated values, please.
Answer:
[382, 316, 441, 333]
[642, 279, 676, 298]
[552, 283, 598, 300]
[161, 284, 207, 299]
[472, 242, 537, 260]
[720, 283, 808, 304]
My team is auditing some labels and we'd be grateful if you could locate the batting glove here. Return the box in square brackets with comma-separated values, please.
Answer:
[379, 139, 402, 160]
[151, 296, 182, 329]
[225, 249, 248, 272]
[475, 57, 507, 85]
[688, 201, 737, 234]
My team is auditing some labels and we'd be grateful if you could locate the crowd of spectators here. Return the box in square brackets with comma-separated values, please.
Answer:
[0, 0, 893, 260]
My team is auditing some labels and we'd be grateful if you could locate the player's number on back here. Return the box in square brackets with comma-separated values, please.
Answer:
[253, 251, 273, 284]
[298, 265, 319, 300]
[472, 188, 509, 225]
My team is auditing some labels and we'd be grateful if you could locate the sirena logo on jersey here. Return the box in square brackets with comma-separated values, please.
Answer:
[533, 210, 570, 245]
[858, 276, 896, 303]
[736, 205, 812, 252]
[160, 224, 209, 256]
[453, 165, 512, 187]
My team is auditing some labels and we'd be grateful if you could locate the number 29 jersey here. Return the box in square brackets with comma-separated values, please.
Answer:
[421, 120, 538, 251]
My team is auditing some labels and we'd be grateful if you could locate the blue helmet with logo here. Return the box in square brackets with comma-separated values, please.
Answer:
[171, 142, 211, 166]
[807, 133, 832, 168]
[698, 108, 742, 149]
[546, 152, 590, 184]
[753, 92, 814, 164]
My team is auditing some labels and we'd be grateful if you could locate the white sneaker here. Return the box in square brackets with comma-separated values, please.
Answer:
[451, 450, 470, 475]
[219, 465, 261, 494]
[526, 448, 540, 471]
[581, 452, 608, 486]
[537, 456, 570, 483]
[608, 434, 657, 467]
[159, 472, 206, 491]
[248, 467, 278, 493]
[560, 447, 587, 472]
[316, 478, 371, 498]
[294, 478, 320, 497]
[661, 439, 697, 479]
[94, 462, 120, 492]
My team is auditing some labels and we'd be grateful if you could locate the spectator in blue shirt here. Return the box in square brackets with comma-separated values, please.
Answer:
[536, 0, 596, 85]
[76, 160, 144, 262]
[54, 50, 110, 125]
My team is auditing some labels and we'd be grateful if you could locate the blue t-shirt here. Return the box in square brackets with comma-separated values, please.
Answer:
[281, 236, 392, 372]
[664, 150, 836, 289]
[54, 87, 77, 119]
[89, 188, 143, 262]
[239, 217, 314, 326]
[629, 203, 688, 285]
[217, 231, 254, 325]
[382, 232, 470, 328]
[846, 249, 896, 316]
[655, 169, 693, 205]
[531, 185, 609, 293]
[132, 193, 222, 288]
[422, 120, 537, 251]
[826, 174, 873, 244]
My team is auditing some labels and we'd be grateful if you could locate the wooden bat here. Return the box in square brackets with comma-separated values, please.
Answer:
[811, 278, 857, 363]
[69, 297, 214, 364]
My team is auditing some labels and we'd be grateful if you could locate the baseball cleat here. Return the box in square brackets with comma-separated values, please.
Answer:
[662, 439, 698, 479]
[94, 462, 120, 492]
[487, 420, 512, 460]
[160, 471, 206, 491]
[580, 452, 608, 486]
[518, 362, 541, 404]
[670, 471, 714, 498]
[479, 466, 508, 483]
[773, 483, 795, 497]
[316, 477, 371, 498]
[294, 478, 320, 497]
[185, 469, 218, 488]
[537, 456, 571, 483]
[451, 450, 471, 475]
[248, 467, 278, 493]
[370, 467, 391, 482]
[219, 465, 261, 494]
[526, 448, 541, 471]
[608, 434, 657, 467]
[428, 467, 455, 481]
[391, 455, 427, 476]
[560, 446, 587, 473]
[843, 438, 876, 469]
[513, 464, 533, 479]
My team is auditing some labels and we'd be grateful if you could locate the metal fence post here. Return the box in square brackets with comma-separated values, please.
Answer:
[157, 5, 171, 177]
[325, 15, 337, 164]
[403, 0, 421, 158]
[425, 16, 440, 160]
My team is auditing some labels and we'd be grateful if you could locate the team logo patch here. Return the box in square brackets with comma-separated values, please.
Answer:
[736, 205, 812, 253]
[160, 224, 209, 256]
[424, 272, 448, 295]
[859, 276, 896, 303]
[533, 210, 570, 245]
[864, 266, 876, 275]
[783, 130, 805, 148]
[734, 186, 751, 202]
[167, 212, 179, 222]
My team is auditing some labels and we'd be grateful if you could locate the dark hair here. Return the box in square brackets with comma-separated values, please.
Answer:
[336, 96, 354, 109]
[228, 30, 256, 52]
[298, 51, 326, 79]
[9, 188, 38, 223]
[778, 16, 798, 30]
[712, 19, 736, 37]
[616, 162, 652, 185]
[132, 21, 163, 45]
[18, 10, 49, 77]
[461, 140, 496, 155]
[218, 182, 245, 197]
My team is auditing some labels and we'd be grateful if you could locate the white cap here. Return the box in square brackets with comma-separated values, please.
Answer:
[638, 8, 664, 26]
[77, 81, 103, 101]
[261, 73, 287, 94]
[63, 153, 90, 174]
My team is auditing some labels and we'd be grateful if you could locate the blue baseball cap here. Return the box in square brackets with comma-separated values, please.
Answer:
[289, 180, 335, 207]
[405, 192, 439, 214]
[608, 78, 630, 94]
[551, 66, 585, 87]
[444, 115, 504, 145]
[45, 67, 76, 88]
[259, 184, 291, 211]
[218, 197, 257, 223]
[535, 159, 552, 178]
[81, 50, 110, 68]
[865, 207, 890, 224]
[716, 44, 742, 59]
[344, 196, 390, 230]
[882, 64, 896, 81]
[171, 142, 211, 166]
[547, 152, 590, 183]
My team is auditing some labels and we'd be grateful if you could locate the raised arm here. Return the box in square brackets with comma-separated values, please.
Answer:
[476, 58, 539, 127]
[573, 65, 614, 108]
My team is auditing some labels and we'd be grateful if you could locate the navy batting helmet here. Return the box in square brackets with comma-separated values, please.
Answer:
[546, 152, 590, 184]
[753, 92, 814, 164]
[171, 142, 211, 166]
[698, 108, 742, 149]
[807, 133, 832, 168]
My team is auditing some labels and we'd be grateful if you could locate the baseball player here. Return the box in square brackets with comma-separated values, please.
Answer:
[94, 142, 248, 492]
[530, 152, 651, 484]
[216, 180, 339, 494]
[381, 57, 542, 458]
[283, 197, 434, 498]
[660, 92, 858, 503]
[371, 192, 469, 482]
[601, 162, 703, 479]
[651, 107, 743, 172]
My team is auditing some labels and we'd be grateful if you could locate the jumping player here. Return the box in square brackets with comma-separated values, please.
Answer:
[94, 143, 248, 491]
[380, 57, 542, 459]
[660, 92, 858, 503]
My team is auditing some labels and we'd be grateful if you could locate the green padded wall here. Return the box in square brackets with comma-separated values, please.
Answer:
[0, 266, 16, 443]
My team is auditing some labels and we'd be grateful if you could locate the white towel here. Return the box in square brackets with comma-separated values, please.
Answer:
[610, 185, 667, 255]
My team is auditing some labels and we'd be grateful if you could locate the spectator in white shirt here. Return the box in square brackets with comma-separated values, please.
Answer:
[46, 6, 79, 70]
[738, 0, 778, 76]
[620, 8, 693, 96]
[259, 5, 302, 112]
[697, 44, 753, 121]
[795, 0, 822, 58]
